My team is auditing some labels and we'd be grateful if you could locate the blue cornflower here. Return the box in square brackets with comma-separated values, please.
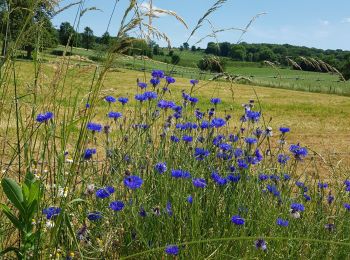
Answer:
[219, 143, 232, 151]
[276, 218, 289, 227]
[83, 148, 96, 160]
[108, 112, 122, 119]
[290, 203, 305, 212]
[245, 137, 257, 144]
[211, 172, 227, 186]
[211, 118, 226, 128]
[269, 174, 280, 181]
[105, 95, 116, 103]
[135, 93, 147, 102]
[87, 211, 102, 221]
[96, 186, 115, 199]
[182, 92, 190, 100]
[259, 174, 269, 181]
[139, 207, 147, 217]
[194, 148, 210, 161]
[229, 134, 239, 143]
[166, 202, 173, 216]
[172, 170, 191, 179]
[166, 76, 176, 84]
[284, 174, 291, 181]
[227, 174, 241, 183]
[303, 194, 311, 201]
[124, 176, 143, 190]
[165, 245, 179, 255]
[279, 127, 290, 133]
[195, 109, 204, 119]
[189, 96, 198, 104]
[109, 201, 125, 211]
[246, 110, 261, 122]
[278, 154, 290, 164]
[193, 178, 207, 188]
[267, 184, 280, 197]
[208, 108, 215, 117]
[234, 148, 243, 158]
[182, 135, 193, 143]
[289, 144, 308, 160]
[190, 79, 199, 85]
[42, 207, 61, 219]
[210, 98, 221, 105]
[318, 182, 328, 189]
[36, 112, 54, 123]
[255, 239, 267, 251]
[344, 204, 350, 211]
[87, 122, 102, 132]
[157, 100, 175, 109]
[118, 97, 129, 105]
[200, 120, 210, 129]
[187, 195, 193, 204]
[138, 82, 147, 89]
[85, 103, 90, 108]
[170, 135, 180, 143]
[150, 78, 160, 86]
[143, 91, 158, 100]
[155, 162, 167, 174]
[345, 180, 350, 187]
[152, 70, 165, 78]
[237, 159, 248, 169]
[231, 215, 245, 225]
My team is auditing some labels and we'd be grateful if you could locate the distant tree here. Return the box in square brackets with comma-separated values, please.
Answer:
[59, 22, 75, 46]
[183, 42, 189, 50]
[171, 54, 180, 64]
[179, 45, 184, 51]
[219, 42, 231, 57]
[230, 44, 246, 61]
[168, 50, 174, 56]
[153, 44, 160, 55]
[205, 42, 219, 55]
[341, 60, 350, 80]
[82, 27, 94, 50]
[197, 46, 201, 51]
[257, 47, 276, 61]
[100, 31, 111, 45]
[191, 45, 196, 52]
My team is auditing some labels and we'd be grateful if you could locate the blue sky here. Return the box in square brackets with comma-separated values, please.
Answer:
[52, 0, 350, 50]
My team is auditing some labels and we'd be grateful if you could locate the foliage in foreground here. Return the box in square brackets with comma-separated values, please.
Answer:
[1, 70, 350, 259]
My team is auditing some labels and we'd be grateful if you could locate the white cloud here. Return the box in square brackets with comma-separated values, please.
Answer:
[320, 20, 330, 26]
[341, 17, 350, 23]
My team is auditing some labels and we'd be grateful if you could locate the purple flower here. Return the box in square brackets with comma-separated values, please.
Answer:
[157, 100, 175, 109]
[211, 118, 226, 128]
[36, 112, 54, 123]
[276, 218, 289, 227]
[152, 70, 165, 78]
[171, 169, 191, 179]
[210, 98, 221, 105]
[105, 95, 116, 103]
[190, 79, 199, 85]
[194, 148, 210, 161]
[289, 144, 308, 160]
[155, 162, 167, 174]
[109, 201, 125, 211]
[245, 137, 257, 144]
[166, 76, 176, 84]
[170, 135, 180, 143]
[231, 215, 245, 225]
[83, 148, 96, 160]
[138, 82, 147, 89]
[187, 195, 193, 204]
[165, 245, 179, 255]
[278, 154, 290, 164]
[87, 122, 102, 132]
[87, 211, 102, 221]
[255, 239, 267, 251]
[108, 112, 122, 119]
[118, 97, 129, 105]
[192, 178, 207, 188]
[344, 203, 350, 211]
[42, 207, 61, 219]
[182, 135, 193, 143]
[279, 127, 290, 133]
[150, 78, 160, 86]
[166, 201, 173, 216]
[96, 186, 115, 199]
[124, 176, 143, 190]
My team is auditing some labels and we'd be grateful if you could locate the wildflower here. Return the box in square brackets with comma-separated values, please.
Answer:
[152, 70, 165, 78]
[165, 245, 179, 256]
[210, 98, 221, 105]
[231, 215, 245, 225]
[279, 127, 290, 133]
[190, 79, 199, 85]
[344, 203, 350, 211]
[150, 78, 160, 86]
[139, 207, 147, 217]
[219, 143, 232, 151]
[192, 178, 207, 188]
[227, 174, 241, 183]
[245, 137, 257, 144]
[211, 118, 226, 128]
[42, 207, 61, 219]
[124, 176, 143, 190]
[36, 112, 54, 123]
[110, 201, 125, 211]
[328, 194, 334, 204]
[83, 148, 96, 160]
[189, 96, 198, 104]
[234, 148, 243, 158]
[255, 239, 267, 251]
[259, 174, 269, 181]
[289, 144, 308, 160]
[211, 172, 227, 186]
[182, 135, 193, 143]
[166, 202, 173, 216]
[303, 194, 311, 201]
[45, 220, 55, 229]
[118, 97, 129, 105]
[194, 148, 210, 161]
[105, 95, 116, 103]
[237, 159, 248, 169]
[187, 195, 193, 204]
[57, 187, 68, 198]
[84, 184, 95, 195]
[166, 76, 176, 84]
[87, 212, 102, 221]
[171, 169, 191, 179]
[266, 185, 280, 197]
[143, 91, 158, 100]
[87, 122, 102, 132]
[276, 218, 289, 227]
[108, 112, 122, 119]
[170, 135, 180, 143]
[135, 93, 147, 102]
[246, 110, 261, 122]
[278, 154, 290, 164]
[85, 103, 90, 108]
[138, 82, 147, 89]
[200, 120, 210, 129]
[284, 174, 291, 181]
[324, 223, 335, 231]
[318, 182, 328, 189]
[155, 162, 167, 174]
[265, 126, 273, 137]
[157, 100, 175, 109]
[195, 109, 204, 119]
[96, 186, 115, 199]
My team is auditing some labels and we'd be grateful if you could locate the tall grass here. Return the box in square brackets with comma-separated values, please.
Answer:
[0, 1, 350, 259]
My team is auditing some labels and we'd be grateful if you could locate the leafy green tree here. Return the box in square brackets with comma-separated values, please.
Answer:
[205, 42, 219, 55]
[171, 54, 180, 64]
[219, 42, 231, 57]
[341, 60, 350, 80]
[191, 45, 196, 52]
[58, 22, 75, 46]
[183, 42, 189, 50]
[82, 26, 94, 50]
[153, 44, 160, 55]
[100, 31, 111, 45]
[230, 44, 247, 61]
[257, 47, 276, 61]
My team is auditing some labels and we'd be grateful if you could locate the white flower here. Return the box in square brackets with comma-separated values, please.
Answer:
[45, 220, 55, 229]
[58, 187, 68, 197]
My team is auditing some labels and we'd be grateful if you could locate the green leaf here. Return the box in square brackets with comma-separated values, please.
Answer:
[0, 204, 23, 230]
[28, 182, 40, 204]
[24, 172, 35, 187]
[1, 178, 26, 215]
